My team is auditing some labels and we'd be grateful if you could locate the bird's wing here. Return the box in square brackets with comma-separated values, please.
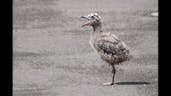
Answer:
[95, 34, 128, 55]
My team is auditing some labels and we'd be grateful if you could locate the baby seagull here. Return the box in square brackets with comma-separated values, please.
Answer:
[81, 13, 130, 86]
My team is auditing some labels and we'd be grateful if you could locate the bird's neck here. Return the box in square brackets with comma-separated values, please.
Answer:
[92, 22, 103, 33]
[90, 23, 103, 41]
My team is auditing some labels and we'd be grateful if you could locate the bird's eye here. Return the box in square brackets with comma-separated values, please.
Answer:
[91, 16, 94, 19]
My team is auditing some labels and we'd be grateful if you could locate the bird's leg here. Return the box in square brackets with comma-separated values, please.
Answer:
[111, 65, 116, 85]
[103, 65, 116, 86]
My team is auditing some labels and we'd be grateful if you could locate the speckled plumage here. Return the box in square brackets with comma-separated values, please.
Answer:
[92, 32, 130, 65]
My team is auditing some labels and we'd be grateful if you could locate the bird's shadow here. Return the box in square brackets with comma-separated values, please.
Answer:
[115, 81, 151, 85]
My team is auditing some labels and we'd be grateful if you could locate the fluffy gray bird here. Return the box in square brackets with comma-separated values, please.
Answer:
[81, 13, 130, 86]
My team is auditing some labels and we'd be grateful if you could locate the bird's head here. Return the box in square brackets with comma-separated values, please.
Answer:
[80, 13, 102, 30]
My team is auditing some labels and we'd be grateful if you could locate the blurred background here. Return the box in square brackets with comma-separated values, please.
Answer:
[13, 0, 158, 96]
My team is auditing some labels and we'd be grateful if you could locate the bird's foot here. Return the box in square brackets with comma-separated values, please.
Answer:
[103, 82, 114, 86]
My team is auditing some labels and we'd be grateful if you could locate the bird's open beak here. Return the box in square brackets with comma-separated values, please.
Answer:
[81, 21, 91, 27]
[80, 16, 91, 27]
[80, 16, 89, 20]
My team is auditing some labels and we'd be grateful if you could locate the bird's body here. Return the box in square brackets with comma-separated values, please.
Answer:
[90, 32, 129, 65]
[81, 13, 130, 85]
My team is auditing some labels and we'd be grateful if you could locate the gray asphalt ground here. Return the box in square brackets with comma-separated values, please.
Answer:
[13, 0, 158, 96]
